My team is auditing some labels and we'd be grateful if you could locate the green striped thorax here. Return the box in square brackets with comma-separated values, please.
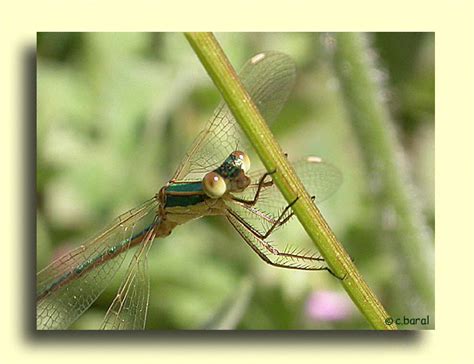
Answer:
[162, 151, 252, 208]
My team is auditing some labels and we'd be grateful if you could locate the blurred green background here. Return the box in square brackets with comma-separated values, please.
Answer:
[37, 32, 434, 329]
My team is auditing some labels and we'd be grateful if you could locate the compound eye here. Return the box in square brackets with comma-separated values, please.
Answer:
[232, 151, 251, 173]
[202, 172, 227, 198]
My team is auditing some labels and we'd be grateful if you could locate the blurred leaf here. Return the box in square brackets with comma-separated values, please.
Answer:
[201, 277, 254, 329]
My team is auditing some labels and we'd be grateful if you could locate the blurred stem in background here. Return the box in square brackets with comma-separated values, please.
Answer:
[329, 33, 434, 314]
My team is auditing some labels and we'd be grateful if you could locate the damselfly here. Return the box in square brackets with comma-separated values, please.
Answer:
[37, 51, 342, 330]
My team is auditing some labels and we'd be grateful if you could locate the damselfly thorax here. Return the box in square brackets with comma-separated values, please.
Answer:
[157, 151, 253, 231]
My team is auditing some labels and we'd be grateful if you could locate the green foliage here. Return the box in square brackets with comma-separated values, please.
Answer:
[37, 32, 434, 329]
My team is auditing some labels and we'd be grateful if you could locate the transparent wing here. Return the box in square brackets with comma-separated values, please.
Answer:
[36, 197, 159, 330]
[226, 157, 342, 234]
[101, 220, 157, 330]
[173, 51, 296, 181]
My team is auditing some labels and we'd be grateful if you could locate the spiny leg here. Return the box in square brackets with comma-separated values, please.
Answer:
[228, 212, 345, 279]
[233, 195, 317, 240]
[227, 209, 325, 264]
[230, 154, 291, 208]
[231, 170, 276, 206]
[258, 196, 300, 239]
[263, 195, 317, 238]
[227, 213, 328, 272]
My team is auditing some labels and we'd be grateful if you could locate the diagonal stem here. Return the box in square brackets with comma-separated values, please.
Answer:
[184, 32, 396, 330]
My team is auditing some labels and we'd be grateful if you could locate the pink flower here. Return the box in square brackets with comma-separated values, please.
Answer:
[305, 291, 352, 322]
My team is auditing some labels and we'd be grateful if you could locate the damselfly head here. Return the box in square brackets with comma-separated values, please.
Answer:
[226, 169, 251, 193]
[202, 171, 227, 199]
[231, 151, 251, 173]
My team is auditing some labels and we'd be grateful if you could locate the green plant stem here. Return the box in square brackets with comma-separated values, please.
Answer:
[331, 33, 434, 311]
[185, 32, 396, 330]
